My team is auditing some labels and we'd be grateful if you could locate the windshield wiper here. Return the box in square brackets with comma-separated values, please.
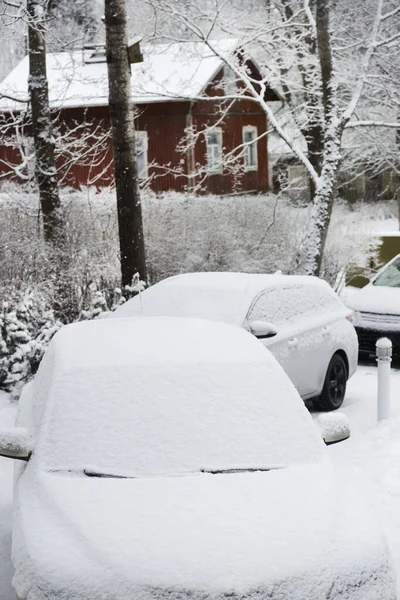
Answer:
[82, 467, 274, 478]
[201, 467, 272, 475]
[84, 468, 134, 479]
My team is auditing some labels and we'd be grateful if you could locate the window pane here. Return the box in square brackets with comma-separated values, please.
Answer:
[206, 130, 222, 172]
[248, 144, 255, 166]
[247, 286, 341, 326]
[207, 133, 219, 146]
[243, 128, 257, 168]
[373, 258, 400, 288]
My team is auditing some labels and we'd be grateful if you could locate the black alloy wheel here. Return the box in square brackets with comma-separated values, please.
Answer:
[314, 354, 347, 412]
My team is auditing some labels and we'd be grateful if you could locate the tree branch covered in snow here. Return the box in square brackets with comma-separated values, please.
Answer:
[141, 0, 399, 274]
[0, 108, 113, 188]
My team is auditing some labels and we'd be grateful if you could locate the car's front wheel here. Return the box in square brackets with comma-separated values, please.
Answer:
[314, 353, 347, 412]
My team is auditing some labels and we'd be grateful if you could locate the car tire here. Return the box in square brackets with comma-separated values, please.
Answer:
[314, 354, 347, 412]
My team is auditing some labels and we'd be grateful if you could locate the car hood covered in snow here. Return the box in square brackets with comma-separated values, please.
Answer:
[348, 284, 400, 318]
[13, 462, 396, 600]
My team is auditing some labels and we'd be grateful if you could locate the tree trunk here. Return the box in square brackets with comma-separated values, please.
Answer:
[27, 0, 62, 244]
[281, 0, 324, 199]
[104, 0, 147, 286]
[294, 0, 342, 276]
[305, 125, 324, 198]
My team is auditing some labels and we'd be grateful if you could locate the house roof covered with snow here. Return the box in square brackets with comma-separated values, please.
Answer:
[0, 39, 238, 111]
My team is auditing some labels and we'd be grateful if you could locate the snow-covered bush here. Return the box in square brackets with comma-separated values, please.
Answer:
[0, 184, 394, 392]
[0, 275, 146, 393]
[79, 274, 145, 320]
[0, 294, 62, 394]
[1, 184, 391, 299]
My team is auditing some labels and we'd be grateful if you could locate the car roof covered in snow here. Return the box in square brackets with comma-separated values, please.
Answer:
[0, 39, 238, 111]
[113, 271, 331, 325]
[29, 316, 325, 476]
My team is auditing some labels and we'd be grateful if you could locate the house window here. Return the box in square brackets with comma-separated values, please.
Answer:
[135, 130, 148, 179]
[205, 128, 223, 173]
[242, 126, 258, 170]
[287, 165, 307, 189]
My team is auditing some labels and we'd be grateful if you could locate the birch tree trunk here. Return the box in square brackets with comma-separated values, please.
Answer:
[27, 0, 63, 244]
[104, 0, 147, 286]
[294, 0, 342, 275]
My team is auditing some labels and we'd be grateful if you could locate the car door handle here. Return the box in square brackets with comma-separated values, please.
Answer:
[288, 338, 298, 348]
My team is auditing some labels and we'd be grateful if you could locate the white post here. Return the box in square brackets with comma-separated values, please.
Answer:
[376, 337, 392, 422]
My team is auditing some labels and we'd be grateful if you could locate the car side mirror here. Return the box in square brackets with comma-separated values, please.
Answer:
[315, 413, 351, 445]
[249, 320, 278, 339]
[0, 427, 33, 461]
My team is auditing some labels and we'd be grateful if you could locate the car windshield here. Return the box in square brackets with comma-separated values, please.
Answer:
[113, 279, 253, 325]
[35, 347, 324, 477]
[373, 257, 400, 288]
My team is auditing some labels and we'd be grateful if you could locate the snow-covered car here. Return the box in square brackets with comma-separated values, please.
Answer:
[0, 317, 395, 600]
[347, 253, 400, 356]
[113, 272, 358, 410]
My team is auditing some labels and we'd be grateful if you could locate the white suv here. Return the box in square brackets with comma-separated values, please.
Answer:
[113, 272, 358, 410]
[346, 253, 400, 356]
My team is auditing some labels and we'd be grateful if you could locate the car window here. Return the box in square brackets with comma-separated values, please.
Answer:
[113, 282, 249, 325]
[373, 257, 400, 288]
[246, 286, 342, 326]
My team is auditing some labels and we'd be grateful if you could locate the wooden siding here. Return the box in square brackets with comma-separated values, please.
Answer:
[0, 59, 271, 195]
[136, 102, 189, 193]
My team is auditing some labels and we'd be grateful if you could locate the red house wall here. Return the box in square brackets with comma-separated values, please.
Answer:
[0, 62, 271, 195]
[136, 102, 189, 193]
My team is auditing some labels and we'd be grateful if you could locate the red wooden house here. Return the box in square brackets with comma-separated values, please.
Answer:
[0, 40, 276, 194]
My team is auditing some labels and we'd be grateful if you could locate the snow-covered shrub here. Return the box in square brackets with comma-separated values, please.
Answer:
[1, 184, 390, 301]
[143, 192, 388, 285]
[0, 184, 394, 392]
[0, 275, 146, 393]
[79, 274, 146, 320]
[0, 293, 62, 393]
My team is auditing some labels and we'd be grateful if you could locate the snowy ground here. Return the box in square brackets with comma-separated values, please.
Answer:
[2, 364, 400, 598]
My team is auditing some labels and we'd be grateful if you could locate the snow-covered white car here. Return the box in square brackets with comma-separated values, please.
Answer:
[0, 317, 395, 600]
[347, 253, 400, 356]
[113, 272, 358, 410]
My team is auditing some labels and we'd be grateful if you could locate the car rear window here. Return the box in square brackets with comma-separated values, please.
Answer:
[246, 286, 342, 326]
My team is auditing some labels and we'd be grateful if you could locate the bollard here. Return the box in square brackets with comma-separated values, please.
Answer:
[376, 337, 392, 422]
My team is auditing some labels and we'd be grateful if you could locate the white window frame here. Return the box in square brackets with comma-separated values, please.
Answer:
[242, 125, 258, 171]
[205, 128, 223, 174]
[135, 130, 148, 179]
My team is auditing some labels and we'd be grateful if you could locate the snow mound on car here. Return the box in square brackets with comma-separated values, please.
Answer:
[29, 317, 325, 476]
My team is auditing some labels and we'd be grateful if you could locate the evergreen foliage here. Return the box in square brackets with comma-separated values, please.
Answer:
[0, 294, 62, 394]
[0, 274, 145, 394]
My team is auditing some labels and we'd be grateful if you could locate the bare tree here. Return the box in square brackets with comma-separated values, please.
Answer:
[104, 0, 147, 285]
[0, 0, 101, 243]
[26, 0, 64, 244]
[145, 0, 400, 276]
